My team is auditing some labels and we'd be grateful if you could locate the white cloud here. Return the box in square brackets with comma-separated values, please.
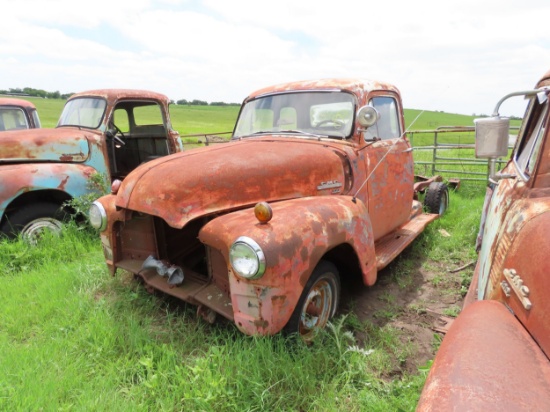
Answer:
[1, 0, 549, 116]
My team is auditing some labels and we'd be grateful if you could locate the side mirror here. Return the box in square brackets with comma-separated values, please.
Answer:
[474, 116, 510, 158]
[357, 105, 380, 128]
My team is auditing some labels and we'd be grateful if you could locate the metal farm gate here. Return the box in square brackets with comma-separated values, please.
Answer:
[408, 126, 517, 184]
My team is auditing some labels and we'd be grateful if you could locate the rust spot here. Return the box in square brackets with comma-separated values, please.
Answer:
[58, 175, 70, 191]
[253, 318, 269, 329]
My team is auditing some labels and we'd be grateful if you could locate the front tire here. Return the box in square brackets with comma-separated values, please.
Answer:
[1, 202, 67, 243]
[285, 260, 340, 342]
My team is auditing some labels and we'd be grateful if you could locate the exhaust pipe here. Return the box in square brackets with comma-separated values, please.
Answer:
[140, 255, 184, 285]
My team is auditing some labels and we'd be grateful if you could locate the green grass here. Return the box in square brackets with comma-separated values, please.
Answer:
[0, 187, 486, 411]
[0, 226, 435, 411]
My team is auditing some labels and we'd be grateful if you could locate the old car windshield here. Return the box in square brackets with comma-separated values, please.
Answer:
[0, 108, 29, 131]
[233, 91, 355, 139]
[58, 97, 107, 129]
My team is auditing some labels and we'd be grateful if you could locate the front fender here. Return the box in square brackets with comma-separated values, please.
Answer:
[417, 300, 550, 411]
[0, 163, 99, 220]
[198, 195, 376, 335]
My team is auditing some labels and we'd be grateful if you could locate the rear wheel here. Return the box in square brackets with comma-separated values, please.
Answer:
[424, 182, 449, 215]
[285, 260, 340, 342]
[1, 202, 67, 243]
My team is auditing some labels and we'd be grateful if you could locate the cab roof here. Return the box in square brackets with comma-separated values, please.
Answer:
[68, 89, 170, 103]
[0, 97, 37, 108]
[245, 78, 401, 101]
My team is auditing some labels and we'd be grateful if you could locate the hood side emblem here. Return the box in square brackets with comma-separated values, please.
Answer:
[317, 180, 342, 192]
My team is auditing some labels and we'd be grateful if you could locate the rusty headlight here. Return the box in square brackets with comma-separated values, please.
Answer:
[229, 236, 266, 279]
[89, 201, 107, 231]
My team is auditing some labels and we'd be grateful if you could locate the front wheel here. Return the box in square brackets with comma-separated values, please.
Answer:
[285, 260, 340, 342]
[424, 182, 449, 215]
[0, 202, 67, 243]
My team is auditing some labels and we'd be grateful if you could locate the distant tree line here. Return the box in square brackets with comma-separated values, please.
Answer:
[0, 87, 73, 99]
[472, 113, 523, 121]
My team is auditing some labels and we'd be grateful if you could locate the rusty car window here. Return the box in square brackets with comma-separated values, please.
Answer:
[0, 107, 29, 131]
[112, 107, 130, 133]
[58, 97, 107, 129]
[515, 97, 548, 179]
[364, 96, 401, 141]
[133, 103, 164, 127]
[233, 91, 355, 139]
[31, 109, 41, 128]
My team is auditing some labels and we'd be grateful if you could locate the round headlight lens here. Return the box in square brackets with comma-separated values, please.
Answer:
[89, 201, 107, 231]
[229, 236, 266, 279]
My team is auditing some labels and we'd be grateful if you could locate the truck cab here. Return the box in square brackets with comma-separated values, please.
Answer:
[418, 69, 550, 411]
[0, 89, 182, 240]
[90, 78, 448, 341]
[0, 97, 41, 131]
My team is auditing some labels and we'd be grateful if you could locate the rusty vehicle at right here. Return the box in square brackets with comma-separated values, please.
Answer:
[0, 97, 41, 131]
[417, 69, 550, 411]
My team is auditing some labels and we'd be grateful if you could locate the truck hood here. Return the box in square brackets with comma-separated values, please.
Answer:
[117, 138, 349, 228]
[0, 128, 90, 163]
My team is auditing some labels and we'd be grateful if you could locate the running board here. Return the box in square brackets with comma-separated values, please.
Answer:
[375, 213, 439, 271]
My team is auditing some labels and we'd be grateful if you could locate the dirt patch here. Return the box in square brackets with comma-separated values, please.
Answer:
[340, 253, 471, 376]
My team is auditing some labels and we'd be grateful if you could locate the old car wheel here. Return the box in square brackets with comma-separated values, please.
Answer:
[286, 260, 340, 342]
[1, 202, 67, 243]
[424, 182, 449, 215]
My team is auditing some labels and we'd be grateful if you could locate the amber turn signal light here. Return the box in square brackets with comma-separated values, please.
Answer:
[254, 202, 273, 224]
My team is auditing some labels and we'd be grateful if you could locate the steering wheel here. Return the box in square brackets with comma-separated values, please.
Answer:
[110, 124, 126, 146]
[316, 119, 345, 129]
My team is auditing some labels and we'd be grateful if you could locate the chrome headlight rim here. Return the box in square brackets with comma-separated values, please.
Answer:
[229, 236, 266, 280]
[89, 200, 107, 231]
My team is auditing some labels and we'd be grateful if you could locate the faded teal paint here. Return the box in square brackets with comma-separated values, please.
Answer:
[0, 163, 98, 219]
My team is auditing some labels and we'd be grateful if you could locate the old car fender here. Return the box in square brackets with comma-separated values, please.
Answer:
[417, 300, 550, 411]
[199, 195, 377, 335]
[0, 163, 99, 220]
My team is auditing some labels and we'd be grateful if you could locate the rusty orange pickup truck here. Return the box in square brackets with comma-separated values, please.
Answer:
[418, 69, 550, 411]
[90, 78, 448, 341]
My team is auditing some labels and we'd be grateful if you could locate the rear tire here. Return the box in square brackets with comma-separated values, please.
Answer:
[285, 260, 340, 342]
[0, 202, 67, 243]
[424, 182, 449, 215]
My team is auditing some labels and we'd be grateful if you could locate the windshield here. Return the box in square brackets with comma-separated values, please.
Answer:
[58, 97, 107, 129]
[233, 91, 355, 139]
[0, 107, 29, 131]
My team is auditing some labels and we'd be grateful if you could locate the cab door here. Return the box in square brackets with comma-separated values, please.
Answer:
[363, 95, 414, 240]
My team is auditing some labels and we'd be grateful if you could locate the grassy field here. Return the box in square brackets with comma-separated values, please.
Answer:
[0, 97, 498, 410]
[0, 186, 485, 411]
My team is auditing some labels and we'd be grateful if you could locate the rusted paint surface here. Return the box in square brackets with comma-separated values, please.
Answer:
[0, 128, 91, 162]
[417, 301, 550, 412]
[97, 78, 439, 337]
[365, 138, 414, 239]
[246, 78, 400, 103]
[0, 163, 98, 213]
[117, 139, 351, 228]
[198, 196, 376, 335]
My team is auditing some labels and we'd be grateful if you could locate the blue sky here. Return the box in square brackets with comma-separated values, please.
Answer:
[2, 0, 550, 116]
